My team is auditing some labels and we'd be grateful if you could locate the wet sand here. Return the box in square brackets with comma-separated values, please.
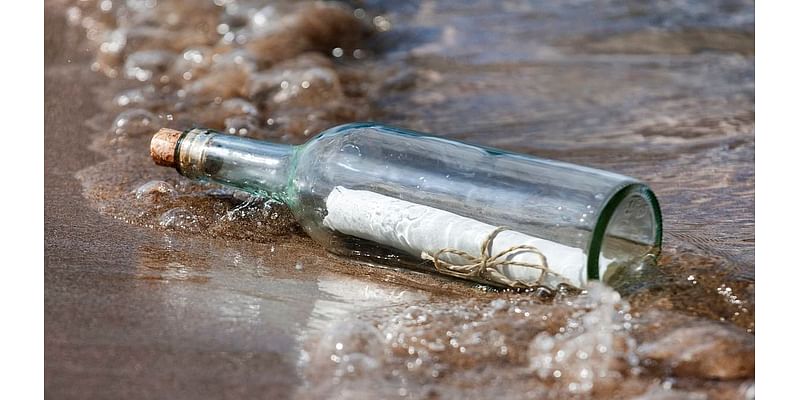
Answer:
[45, 8, 476, 398]
[45, 14, 302, 400]
[46, 1, 754, 399]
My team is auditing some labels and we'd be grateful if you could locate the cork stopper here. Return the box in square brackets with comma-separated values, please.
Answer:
[150, 128, 183, 168]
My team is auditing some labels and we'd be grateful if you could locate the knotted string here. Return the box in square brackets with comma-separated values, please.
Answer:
[421, 226, 566, 289]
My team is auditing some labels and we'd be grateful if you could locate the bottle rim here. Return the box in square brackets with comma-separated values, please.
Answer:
[586, 183, 663, 281]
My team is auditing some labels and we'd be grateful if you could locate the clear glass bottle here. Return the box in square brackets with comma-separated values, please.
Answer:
[150, 123, 662, 289]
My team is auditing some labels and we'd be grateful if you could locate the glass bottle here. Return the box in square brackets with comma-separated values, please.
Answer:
[150, 123, 662, 289]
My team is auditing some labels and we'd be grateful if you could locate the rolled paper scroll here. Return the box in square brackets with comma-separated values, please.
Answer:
[323, 186, 589, 287]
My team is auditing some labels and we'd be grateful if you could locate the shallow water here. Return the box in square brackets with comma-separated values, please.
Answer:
[47, 0, 753, 398]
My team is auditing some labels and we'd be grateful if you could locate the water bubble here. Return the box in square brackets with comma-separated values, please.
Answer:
[252, 67, 344, 107]
[66, 7, 81, 25]
[490, 299, 508, 311]
[159, 208, 200, 232]
[127, 0, 158, 11]
[221, 98, 258, 116]
[133, 180, 175, 200]
[225, 115, 259, 136]
[112, 109, 161, 136]
[99, 0, 113, 13]
[113, 85, 159, 108]
[528, 284, 636, 394]
[426, 341, 446, 352]
[99, 29, 126, 55]
[403, 306, 429, 324]
[373, 15, 392, 32]
[250, 5, 280, 32]
[182, 48, 207, 64]
[124, 50, 174, 82]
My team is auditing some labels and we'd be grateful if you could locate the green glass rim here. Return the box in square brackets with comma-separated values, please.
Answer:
[172, 129, 191, 174]
[586, 183, 663, 281]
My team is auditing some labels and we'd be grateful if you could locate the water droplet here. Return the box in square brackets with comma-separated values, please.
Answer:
[112, 109, 161, 136]
[340, 143, 362, 157]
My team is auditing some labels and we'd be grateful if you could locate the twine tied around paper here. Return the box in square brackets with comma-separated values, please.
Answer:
[421, 226, 566, 289]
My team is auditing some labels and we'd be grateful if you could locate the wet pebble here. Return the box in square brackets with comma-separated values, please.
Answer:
[636, 323, 754, 380]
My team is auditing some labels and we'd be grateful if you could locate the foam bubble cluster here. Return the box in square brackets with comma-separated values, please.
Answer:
[69, 0, 384, 240]
[301, 282, 753, 399]
[69, 0, 376, 142]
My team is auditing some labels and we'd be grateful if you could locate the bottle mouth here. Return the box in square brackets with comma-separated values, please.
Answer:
[587, 183, 663, 282]
[173, 128, 216, 179]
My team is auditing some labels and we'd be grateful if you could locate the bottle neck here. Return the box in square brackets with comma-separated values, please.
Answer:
[176, 128, 295, 201]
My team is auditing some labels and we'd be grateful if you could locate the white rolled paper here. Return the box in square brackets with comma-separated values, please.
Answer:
[323, 186, 588, 287]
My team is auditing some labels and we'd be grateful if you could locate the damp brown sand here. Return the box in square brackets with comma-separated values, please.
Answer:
[47, 0, 754, 399]
[45, 4, 480, 399]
